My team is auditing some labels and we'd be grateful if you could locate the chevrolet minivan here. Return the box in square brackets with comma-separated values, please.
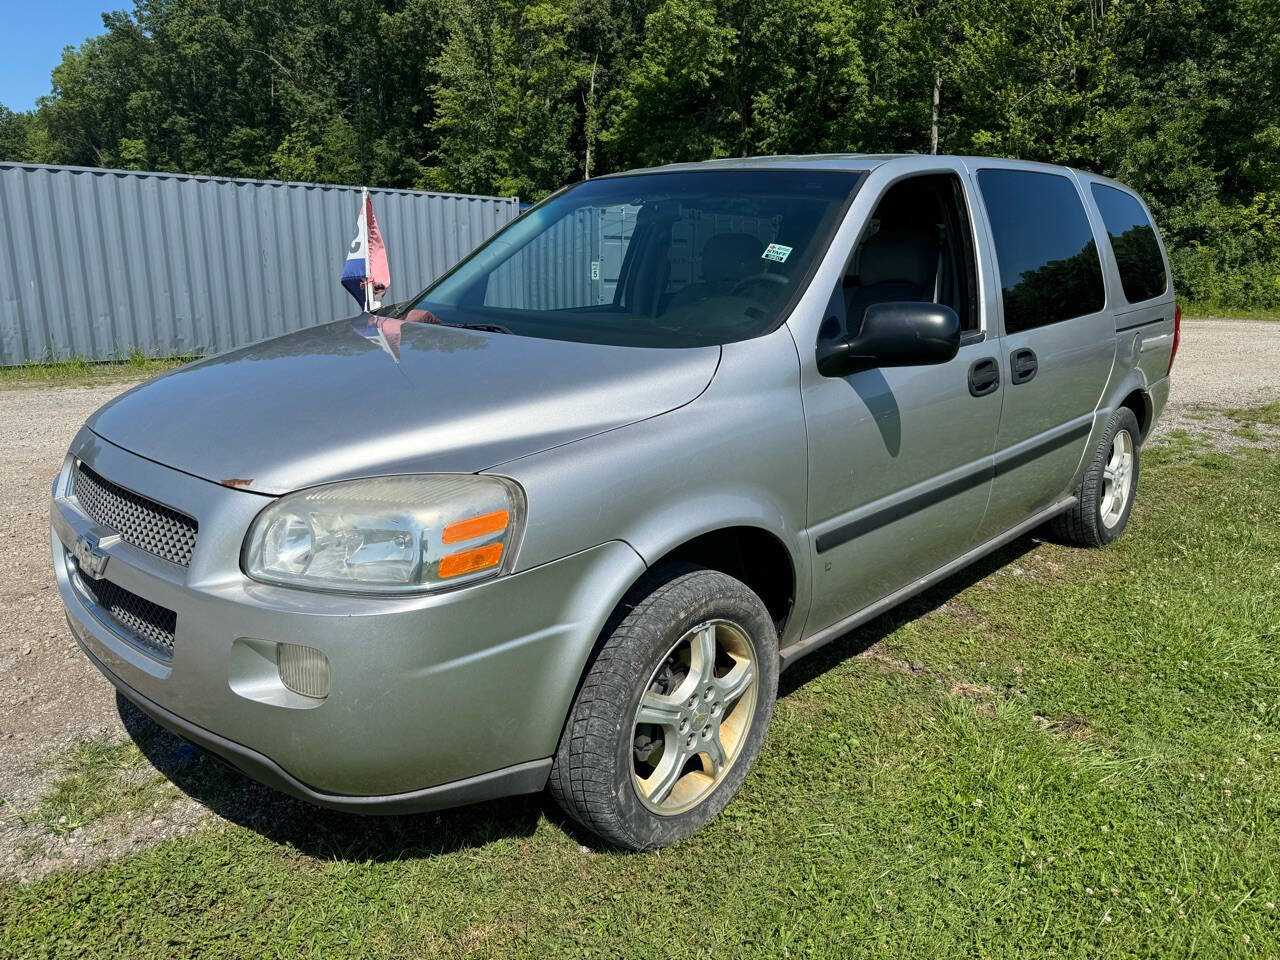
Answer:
[51, 154, 1178, 849]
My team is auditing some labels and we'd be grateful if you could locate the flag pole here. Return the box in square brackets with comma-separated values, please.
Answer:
[361, 186, 371, 313]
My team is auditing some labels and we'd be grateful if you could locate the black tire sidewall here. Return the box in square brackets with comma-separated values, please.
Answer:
[594, 569, 778, 850]
[1090, 408, 1141, 545]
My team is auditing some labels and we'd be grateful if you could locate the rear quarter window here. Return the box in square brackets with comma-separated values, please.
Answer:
[1090, 183, 1168, 303]
[976, 169, 1106, 334]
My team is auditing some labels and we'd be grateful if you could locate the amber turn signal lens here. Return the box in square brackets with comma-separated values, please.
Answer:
[441, 508, 510, 544]
[438, 542, 503, 579]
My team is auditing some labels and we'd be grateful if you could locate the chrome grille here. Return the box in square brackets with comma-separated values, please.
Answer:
[75, 575, 177, 659]
[72, 463, 198, 567]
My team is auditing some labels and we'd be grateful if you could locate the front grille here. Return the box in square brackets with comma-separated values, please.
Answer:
[76, 575, 177, 659]
[73, 463, 198, 567]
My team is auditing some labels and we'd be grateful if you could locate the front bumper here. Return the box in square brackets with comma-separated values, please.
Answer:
[52, 430, 646, 808]
[70, 629, 552, 813]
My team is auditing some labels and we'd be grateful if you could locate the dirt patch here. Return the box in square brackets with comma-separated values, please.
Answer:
[0, 386, 143, 785]
[936, 599, 985, 625]
[0, 381, 166, 881]
[1046, 713, 1093, 741]
[1032, 712, 1114, 748]
[861, 649, 1006, 709]
[1, 732, 211, 880]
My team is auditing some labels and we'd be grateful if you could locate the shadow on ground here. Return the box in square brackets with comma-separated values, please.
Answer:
[119, 532, 1047, 859]
[117, 696, 546, 861]
[778, 533, 1041, 697]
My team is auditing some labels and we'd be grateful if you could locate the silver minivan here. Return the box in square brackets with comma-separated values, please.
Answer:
[51, 154, 1179, 849]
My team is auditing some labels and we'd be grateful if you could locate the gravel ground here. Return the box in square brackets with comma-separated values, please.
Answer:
[0, 317, 1277, 881]
[1147, 318, 1280, 449]
[0, 384, 143, 757]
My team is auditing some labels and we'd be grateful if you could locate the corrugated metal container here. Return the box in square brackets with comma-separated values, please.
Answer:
[0, 162, 519, 365]
[485, 204, 640, 309]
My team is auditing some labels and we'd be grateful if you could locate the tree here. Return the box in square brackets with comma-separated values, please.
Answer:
[428, 0, 584, 198]
[3, 0, 1277, 308]
[0, 104, 31, 161]
[605, 0, 871, 165]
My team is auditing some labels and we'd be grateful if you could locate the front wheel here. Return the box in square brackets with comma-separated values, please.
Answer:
[549, 566, 779, 850]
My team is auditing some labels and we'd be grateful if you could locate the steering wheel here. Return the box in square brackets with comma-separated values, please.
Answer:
[730, 273, 790, 296]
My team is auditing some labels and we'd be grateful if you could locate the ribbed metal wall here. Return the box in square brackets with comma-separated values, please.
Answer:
[0, 162, 520, 365]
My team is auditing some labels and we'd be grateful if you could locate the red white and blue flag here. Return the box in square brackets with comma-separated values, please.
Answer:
[341, 189, 390, 311]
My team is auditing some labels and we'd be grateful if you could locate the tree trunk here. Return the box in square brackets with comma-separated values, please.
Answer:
[583, 54, 598, 180]
[931, 70, 941, 155]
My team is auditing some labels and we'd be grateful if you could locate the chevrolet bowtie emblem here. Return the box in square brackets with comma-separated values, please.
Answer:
[72, 530, 119, 580]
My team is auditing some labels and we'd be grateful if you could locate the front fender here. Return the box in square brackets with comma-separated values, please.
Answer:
[492, 327, 812, 646]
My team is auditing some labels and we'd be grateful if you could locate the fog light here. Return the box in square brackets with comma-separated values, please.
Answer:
[276, 642, 330, 699]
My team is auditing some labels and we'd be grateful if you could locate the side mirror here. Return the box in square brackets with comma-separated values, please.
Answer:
[817, 301, 961, 377]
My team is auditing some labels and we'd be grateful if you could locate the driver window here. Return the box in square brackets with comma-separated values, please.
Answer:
[837, 174, 979, 338]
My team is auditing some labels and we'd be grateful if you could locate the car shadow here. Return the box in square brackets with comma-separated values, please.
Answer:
[779, 532, 1041, 697]
[117, 694, 543, 861]
[117, 530, 1045, 860]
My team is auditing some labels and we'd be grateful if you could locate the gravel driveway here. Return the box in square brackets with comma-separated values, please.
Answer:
[1, 317, 1277, 879]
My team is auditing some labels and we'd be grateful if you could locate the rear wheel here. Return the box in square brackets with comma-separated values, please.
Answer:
[549, 566, 778, 850]
[1052, 406, 1141, 547]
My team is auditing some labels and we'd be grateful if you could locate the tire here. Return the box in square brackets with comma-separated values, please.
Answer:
[549, 565, 779, 850]
[1051, 406, 1141, 547]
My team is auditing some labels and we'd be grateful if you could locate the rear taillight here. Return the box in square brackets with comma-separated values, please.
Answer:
[1167, 304, 1181, 375]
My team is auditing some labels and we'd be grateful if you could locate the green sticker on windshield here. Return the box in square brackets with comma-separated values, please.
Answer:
[762, 243, 792, 263]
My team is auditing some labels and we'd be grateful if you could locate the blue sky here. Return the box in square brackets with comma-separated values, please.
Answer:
[0, 0, 115, 111]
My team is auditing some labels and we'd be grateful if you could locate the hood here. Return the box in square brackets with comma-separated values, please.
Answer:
[87, 316, 720, 495]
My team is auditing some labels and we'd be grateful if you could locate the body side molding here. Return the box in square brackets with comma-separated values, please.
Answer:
[784, 495, 1077, 668]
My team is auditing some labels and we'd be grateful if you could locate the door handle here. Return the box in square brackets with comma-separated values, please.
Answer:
[1010, 347, 1038, 385]
[968, 357, 1000, 397]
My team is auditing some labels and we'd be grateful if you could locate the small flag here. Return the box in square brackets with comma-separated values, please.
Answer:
[340, 189, 390, 311]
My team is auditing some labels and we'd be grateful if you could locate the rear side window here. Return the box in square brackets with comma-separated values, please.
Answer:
[1090, 183, 1167, 303]
[977, 169, 1105, 333]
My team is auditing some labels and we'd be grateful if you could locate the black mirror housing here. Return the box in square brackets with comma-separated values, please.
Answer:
[817, 301, 962, 377]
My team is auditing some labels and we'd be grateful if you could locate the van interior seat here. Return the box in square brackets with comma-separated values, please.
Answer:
[844, 226, 940, 333]
[666, 232, 764, 310]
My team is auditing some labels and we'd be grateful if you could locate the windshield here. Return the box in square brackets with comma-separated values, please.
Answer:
[408, 169, 863, 348]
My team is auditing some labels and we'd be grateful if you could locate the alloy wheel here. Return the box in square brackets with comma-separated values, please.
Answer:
[1100, 428, 1135, 529]
[631, 619, 758, 815]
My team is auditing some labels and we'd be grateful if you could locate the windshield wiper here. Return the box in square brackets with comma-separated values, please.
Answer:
[442, 321, 513, 335]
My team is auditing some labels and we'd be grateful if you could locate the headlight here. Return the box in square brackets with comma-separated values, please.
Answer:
[243, 475, 524, 594]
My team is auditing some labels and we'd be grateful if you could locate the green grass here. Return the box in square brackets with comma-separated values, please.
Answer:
[35, 739, 174, 838]
[0, 350, 195, 388]
[2, 425, 1278, 958]
[1221, 400, 1280, 429]
[1182, 303, 1280, 322]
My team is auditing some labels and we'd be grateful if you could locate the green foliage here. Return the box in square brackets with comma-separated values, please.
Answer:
[4, 0, 1279, 309]
[427, 0, 584, 197]
[605, 0, 872, 163]
[0, 104, 30, 159]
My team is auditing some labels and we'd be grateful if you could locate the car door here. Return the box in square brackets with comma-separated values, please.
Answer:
[798, 168, 1002, 637]
[968, 164, 1117, 540]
